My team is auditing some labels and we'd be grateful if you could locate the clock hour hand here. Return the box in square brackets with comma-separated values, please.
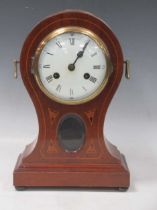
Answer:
[68, 40, 90, 71]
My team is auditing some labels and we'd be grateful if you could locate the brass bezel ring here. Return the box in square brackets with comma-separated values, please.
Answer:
[33, 26, 113, 105]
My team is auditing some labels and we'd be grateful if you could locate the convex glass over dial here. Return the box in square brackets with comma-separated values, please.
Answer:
[34, 27, 112, 104]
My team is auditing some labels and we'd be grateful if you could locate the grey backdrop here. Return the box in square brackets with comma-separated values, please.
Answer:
[0, 0, 157, 209]
[0, 0, 157, 137]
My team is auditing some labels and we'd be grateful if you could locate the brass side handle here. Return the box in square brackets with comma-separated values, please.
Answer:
[13, 60, 20, 79]
[124, 60, 130, 79]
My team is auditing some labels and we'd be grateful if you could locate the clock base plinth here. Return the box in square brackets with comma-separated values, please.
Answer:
[13, 142, 130, 189]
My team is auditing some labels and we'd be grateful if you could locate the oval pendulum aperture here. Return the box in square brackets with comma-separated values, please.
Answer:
[58, 114, 85, 152]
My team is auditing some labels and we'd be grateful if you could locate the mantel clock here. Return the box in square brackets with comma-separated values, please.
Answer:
[13, 10, 130, 190]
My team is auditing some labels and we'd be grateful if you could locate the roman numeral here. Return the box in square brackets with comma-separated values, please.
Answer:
[70, 32, 75, 36]
[56, 41, 62, 48]
[46, 75, 53, 83]
[46, 52, 53, 55]
[43, 64, 50, 68]
[93, 65, 101, 69]
[89, 76, 97, 83]
[91, 52, 97, 57]
[69, 38, 75, 45]
[70, 88, 74, 96]
[82, 86, 87, 91]
[56, 84, 61, 92]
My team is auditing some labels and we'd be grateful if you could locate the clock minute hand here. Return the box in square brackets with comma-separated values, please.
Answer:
[73, 40, 90, 64]
[76, 40, 90, 59]
[82, 40, 90, 52]
[68, 40, 90, 71]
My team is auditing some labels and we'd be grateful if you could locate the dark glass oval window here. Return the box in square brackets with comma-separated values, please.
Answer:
[58, 114, 85, 152]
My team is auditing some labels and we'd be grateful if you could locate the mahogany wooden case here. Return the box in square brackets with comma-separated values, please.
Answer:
[13, 10, 130, 189]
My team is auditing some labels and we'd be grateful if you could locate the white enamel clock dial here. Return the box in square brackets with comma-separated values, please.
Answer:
[34, 27, 111, 104]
